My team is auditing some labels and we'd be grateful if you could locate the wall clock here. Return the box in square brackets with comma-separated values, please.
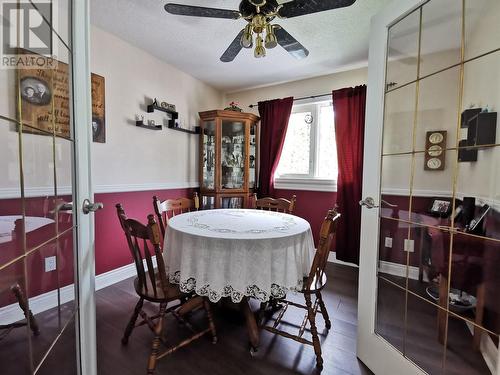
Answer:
[424, 131, 447, 171]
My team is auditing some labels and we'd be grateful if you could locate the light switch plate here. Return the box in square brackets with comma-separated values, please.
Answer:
[45, 256, 56, 272]
[384, 237, 393, 248]
[404, 239, 415, 253]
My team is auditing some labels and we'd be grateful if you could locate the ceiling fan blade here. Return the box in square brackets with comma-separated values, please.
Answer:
[278, 0, 356, 18]
[220, 30, 245, 63]
[274, 26, 309, 60]
[164, 3, 240, 19]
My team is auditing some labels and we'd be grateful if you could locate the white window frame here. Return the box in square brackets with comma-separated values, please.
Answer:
[274, 99, 337, 192]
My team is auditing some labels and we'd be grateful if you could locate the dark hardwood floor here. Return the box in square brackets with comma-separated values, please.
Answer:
[1, 263, 492, 374]
[96, 263, 371, 375]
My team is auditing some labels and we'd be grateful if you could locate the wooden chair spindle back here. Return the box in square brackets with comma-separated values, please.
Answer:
[306, 207, 341, 292]
[153, 192, 199, 236]
[116, 204, 169, 298]
[253, 194, 297, 214]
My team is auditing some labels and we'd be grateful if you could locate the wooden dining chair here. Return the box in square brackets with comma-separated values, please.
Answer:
[153, 192, 199, 237]
[252, 193, 297, 214]
[116, 204, 217, 374]
[260, 208, 341, 369]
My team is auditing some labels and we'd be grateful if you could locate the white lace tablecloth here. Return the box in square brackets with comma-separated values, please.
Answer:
[164, 209, 315, 303]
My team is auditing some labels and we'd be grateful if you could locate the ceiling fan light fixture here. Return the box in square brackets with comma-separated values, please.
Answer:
[254, 35, 266, 58]
[252, 14, 266, 33]
[264, 24, 277, 49]
[241, 24, 254, 48]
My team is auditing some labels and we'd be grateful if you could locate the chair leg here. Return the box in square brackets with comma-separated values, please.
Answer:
[147, 302, 167, 375]
[473, 283, 486, 351]
[203, 298, 218, 344]
[316, 291, 331, 329]
[11, 284, 39, 336]
[305, 293, 323, 369]
[122, 297, 144, 345]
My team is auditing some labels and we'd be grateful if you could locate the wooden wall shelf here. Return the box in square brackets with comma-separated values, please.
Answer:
[147, 104, 178, 128]
[167, 124, 200, 135]
[136, 120, 162, 130]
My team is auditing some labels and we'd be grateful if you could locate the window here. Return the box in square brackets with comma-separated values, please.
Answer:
[275, 100, 337, 191]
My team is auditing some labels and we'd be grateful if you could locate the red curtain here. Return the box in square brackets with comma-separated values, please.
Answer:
[258, 97, 294, 197]
[332, 85, 367, 265]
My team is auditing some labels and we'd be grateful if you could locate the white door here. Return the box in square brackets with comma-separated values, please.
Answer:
[358, 0, 500, 374]
[0, 0, 97, 374]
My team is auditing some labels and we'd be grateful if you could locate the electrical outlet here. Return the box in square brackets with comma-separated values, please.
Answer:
[404, 239, 415, 253]
[384, 237, 393, 248]
[45, 256, 56, 272]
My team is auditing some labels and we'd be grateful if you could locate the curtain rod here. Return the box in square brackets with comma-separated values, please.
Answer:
[248, 93, 332, 108]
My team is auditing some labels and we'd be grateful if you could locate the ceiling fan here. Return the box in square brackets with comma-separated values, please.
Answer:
[164, 0, 356, 62]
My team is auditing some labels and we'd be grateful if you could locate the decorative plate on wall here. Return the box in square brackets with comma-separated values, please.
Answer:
[424, 130, 447, 171]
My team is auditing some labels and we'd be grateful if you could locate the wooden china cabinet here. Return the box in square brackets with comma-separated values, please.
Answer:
[199, 110, 260, 210]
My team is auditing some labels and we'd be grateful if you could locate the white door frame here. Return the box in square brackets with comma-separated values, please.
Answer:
[71, 0, 97, 374]
[357, 1, 428, 374]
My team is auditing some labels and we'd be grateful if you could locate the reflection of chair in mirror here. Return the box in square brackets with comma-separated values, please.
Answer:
[260, 208, 340, 369]
[153, 192, 199, 237]
[0, 284, 40, 339]
[252, 193, 297, 214]
[433, 231, 486, 351]
[0, 219, 40, 339]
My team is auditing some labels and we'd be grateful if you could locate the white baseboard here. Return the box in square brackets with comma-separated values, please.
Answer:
[0, 283, 75, 326]
[327, 252, 359, 268]
[327, 252, 425, 282]
[0, 257, 156, 325]
[378, 260, 425, 282]
[466, 322, 498, 374]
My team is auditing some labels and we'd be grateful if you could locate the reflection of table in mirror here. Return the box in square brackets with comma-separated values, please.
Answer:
[0, 215, 55, 244]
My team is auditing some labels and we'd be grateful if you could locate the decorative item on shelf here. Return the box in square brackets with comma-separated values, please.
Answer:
[135, 118, 162, 130]
[224, 101, 243, 112]
[160, 101, 176, 112]
[424, 130, 447, 171]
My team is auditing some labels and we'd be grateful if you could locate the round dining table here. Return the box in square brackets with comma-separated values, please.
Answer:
[163, 208, 316, 350]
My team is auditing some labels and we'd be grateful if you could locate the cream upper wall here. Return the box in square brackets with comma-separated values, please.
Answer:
[90, 26, 224, 189]
[0, 26, 225, 195]
[224, 67, 368, 115]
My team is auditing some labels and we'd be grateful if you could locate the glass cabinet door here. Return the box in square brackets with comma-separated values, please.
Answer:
[201, 120, 216, 190]
[221, 196, 245, 209]
[220, 120, 246, 190]
[249, 123, 258, 190]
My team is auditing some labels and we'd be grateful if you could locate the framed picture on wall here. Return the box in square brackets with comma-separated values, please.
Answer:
[16, 50, 106, 142]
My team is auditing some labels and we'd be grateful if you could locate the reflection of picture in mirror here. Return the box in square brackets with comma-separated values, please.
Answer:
[431, 199, 450, 214]
[20, 76, 52, 106]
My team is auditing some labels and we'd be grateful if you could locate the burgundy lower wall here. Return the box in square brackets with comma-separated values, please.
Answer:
[94, 188, 195, 275]
[274, 189, 337, 246]
[0, 188, 194, 308]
